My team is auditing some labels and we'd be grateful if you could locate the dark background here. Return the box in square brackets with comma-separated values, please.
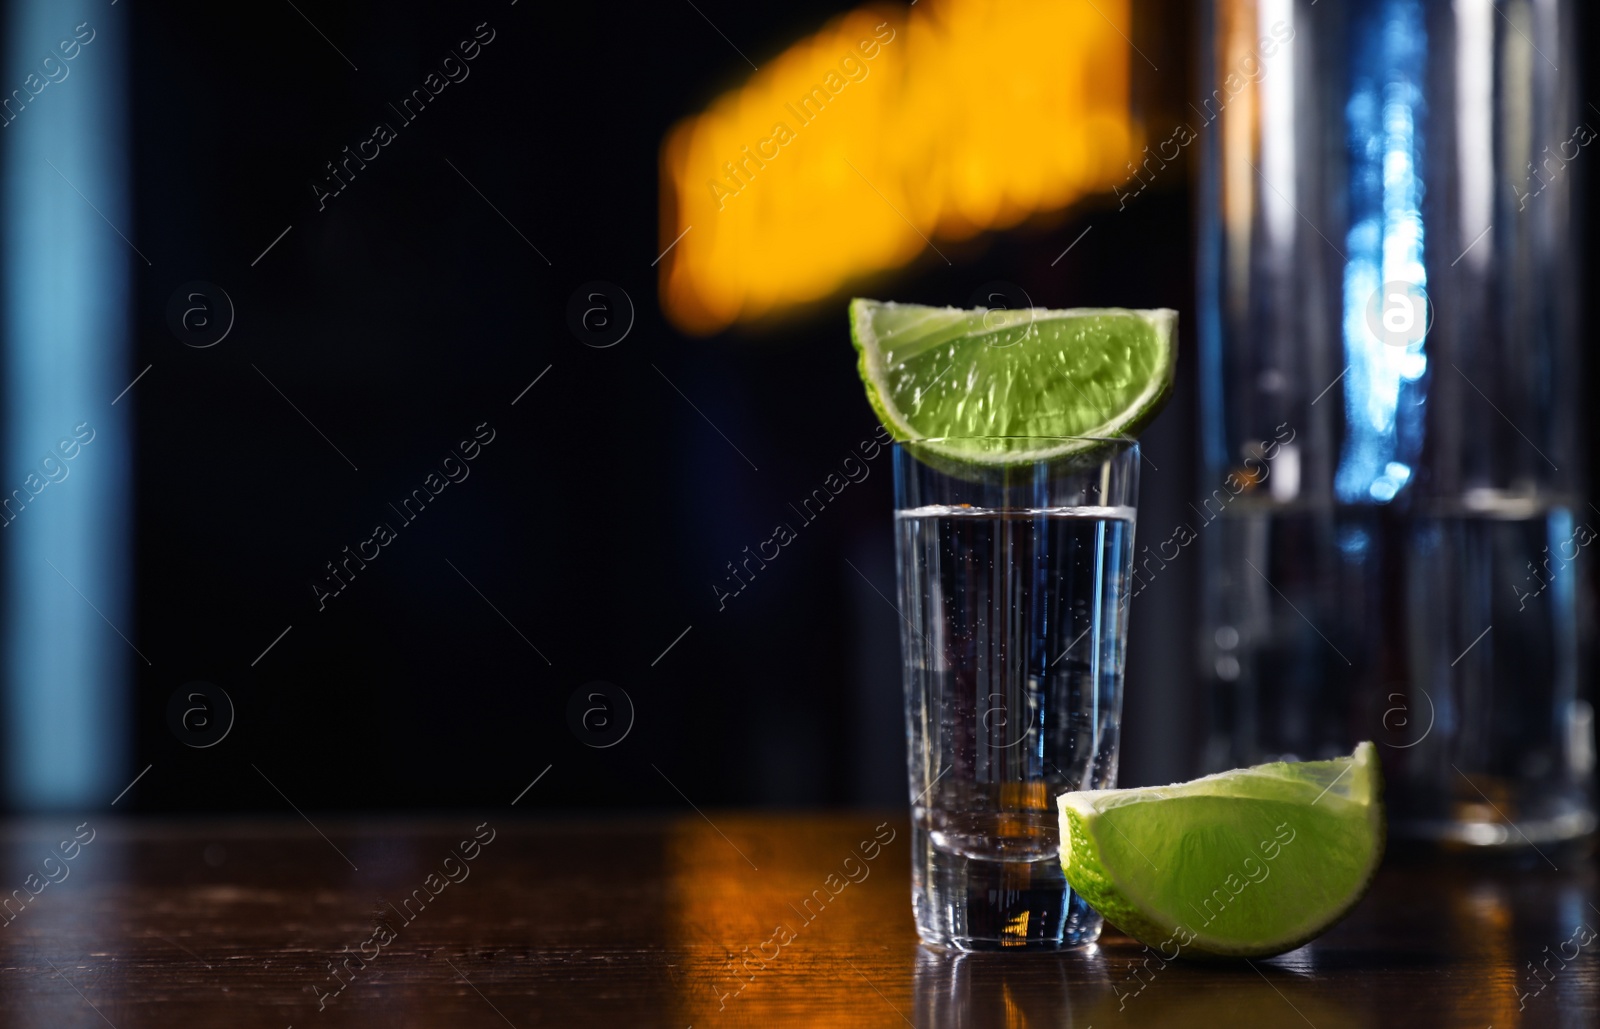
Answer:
[5, 0, 1594, 812]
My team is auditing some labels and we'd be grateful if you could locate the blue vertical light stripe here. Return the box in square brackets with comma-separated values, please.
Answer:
[1336, 0, 1430, 504]
[2, 4, 130, 807]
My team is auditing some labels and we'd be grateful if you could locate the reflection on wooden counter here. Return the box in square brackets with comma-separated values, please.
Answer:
[0, 815, 1592, 1027]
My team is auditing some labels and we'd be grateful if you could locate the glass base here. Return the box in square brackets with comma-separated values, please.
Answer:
[912, 825, 1102, 951]
[1394, 805, 1596, 847]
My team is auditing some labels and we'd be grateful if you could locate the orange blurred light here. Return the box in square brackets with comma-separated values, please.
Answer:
[659, 0, 1139, 335]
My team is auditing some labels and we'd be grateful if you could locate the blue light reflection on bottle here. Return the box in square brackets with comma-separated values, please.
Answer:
[1335, 0, 1430, 505]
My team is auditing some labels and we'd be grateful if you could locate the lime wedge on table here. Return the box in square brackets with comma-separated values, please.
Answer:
[1058, 742, 1385, 958]
[849, 298, 1177, 464]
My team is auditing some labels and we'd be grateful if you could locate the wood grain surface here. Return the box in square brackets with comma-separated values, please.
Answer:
[0, 814, 1594, 1027]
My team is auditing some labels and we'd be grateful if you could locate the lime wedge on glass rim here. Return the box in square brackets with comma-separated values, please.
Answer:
[1057, 742, 1386, 959]
[849, 298, 1177, 465]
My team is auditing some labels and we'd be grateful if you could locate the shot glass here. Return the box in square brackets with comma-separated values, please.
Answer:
[895, 437, 1138, 950]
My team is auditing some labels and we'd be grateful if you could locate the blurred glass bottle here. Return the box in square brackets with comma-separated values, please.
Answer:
[1197, 0, 1592, 845]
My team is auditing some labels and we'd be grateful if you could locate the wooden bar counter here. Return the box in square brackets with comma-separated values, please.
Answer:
[0, 814, 1594, 1027]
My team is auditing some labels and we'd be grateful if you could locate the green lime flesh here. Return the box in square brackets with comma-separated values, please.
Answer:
[849, 298, 1177, 465]
[1057, 742, 1385, 959]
